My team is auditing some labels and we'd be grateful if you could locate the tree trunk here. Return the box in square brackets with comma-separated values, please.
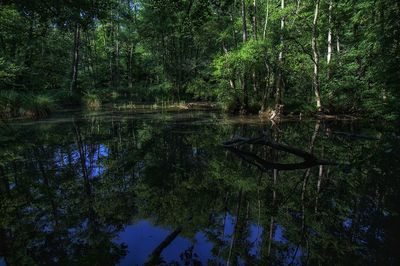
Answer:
[263, 0, 269, 39]
[327, 0, 333, 79]
[312, 0, 322, 112]
[127, 44, 133, 89]
[70, 23, 81, 93]
[336, 31, 340, 53]
[261, 60, 271, 111]
[241, 0, 248, 42]
[115, 36, 120, 89]
[223, 43, 236, 90]
[252, 0, 258, 93]
[275, 0, 285, 105]
[253, 0, 257, 40]
[241, 0, 249, 112]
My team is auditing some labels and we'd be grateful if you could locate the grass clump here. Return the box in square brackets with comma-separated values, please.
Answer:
[83, 91, 102, 109]
[0, 90, 21, 117]
[1, 91, 57, 118]
[20, 94, 57, 118]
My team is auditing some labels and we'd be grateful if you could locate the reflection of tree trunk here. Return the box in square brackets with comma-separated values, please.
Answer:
[12, 162, 18, 188]
[315, 147, 324, 213]
[36, 149, 59, 227]
[145, 227, 183, 265]
[255, 186, 261, 251]
[217, 192, 229, 258]
[267, 169, 278, 257]
[0, 230, 11, 265]
[73, 123, 91, 196]
[0, 166, 9, 195]
[224, 129, 333, 171]
[227, 189, 243, 266]
[301, 121, 320, 233]
[267, 216, 274, 257]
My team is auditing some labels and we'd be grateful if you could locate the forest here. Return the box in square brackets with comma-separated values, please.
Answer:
[1, 1, 400, 265]
[0, 0, 399, 119]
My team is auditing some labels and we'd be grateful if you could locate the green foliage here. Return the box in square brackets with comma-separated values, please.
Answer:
[0, 90, 21, 117]
[0, 0, 399, 119]
[0, 91, 57, 118]
[20, 94, 57, 118]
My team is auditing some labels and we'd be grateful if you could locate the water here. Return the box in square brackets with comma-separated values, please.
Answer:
[0, 107, 399, 265]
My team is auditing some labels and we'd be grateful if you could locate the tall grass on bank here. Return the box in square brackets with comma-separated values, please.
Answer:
[20, 94, 57, 118]
[0, 90, 20, 117]
[82, 91, 102, 109]
[0, 91, 57, 118]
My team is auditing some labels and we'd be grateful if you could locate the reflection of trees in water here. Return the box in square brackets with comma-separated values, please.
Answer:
[0, 114, 399, 265]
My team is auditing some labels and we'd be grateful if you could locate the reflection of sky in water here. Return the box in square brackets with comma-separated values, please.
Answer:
[0, 258, 5, 266]
[115, 215, 284, 265]
[54, 144, 109, 178]
[115, 221, 213, 265]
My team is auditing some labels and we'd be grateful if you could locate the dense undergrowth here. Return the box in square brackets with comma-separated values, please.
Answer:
[0, 0, 399, 121]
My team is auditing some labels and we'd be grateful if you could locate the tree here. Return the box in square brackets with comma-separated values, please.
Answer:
[312, 0, 322, 112]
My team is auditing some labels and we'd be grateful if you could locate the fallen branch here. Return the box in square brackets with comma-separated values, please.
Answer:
[223, 135, 336, 171]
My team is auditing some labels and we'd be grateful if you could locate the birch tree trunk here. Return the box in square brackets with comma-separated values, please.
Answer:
[262, 0, 269, 39]
[70, 23, 81, 93]
[336, 31, 340, 53]
[241, 0, 249, 111]
[253, 0, 257, 40]
[312, 0, 323, 112]
[252, 0, 258, 93]
[242, 0, 248, 42]
[327, 0, 333, 79]
[127, 45, 133, 89]
[115, 34, 120, 89]
[275, 0, 285, 105]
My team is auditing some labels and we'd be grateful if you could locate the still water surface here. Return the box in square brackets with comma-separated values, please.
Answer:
[0, 107, 399, 265]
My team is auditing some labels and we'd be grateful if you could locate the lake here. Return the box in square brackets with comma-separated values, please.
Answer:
[0, 106, 399, 265]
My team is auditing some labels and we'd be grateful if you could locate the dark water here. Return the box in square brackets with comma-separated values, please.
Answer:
[0, 107, 399, 265]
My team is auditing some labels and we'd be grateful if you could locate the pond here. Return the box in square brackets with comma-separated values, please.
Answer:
[0, 106, 399, 265]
